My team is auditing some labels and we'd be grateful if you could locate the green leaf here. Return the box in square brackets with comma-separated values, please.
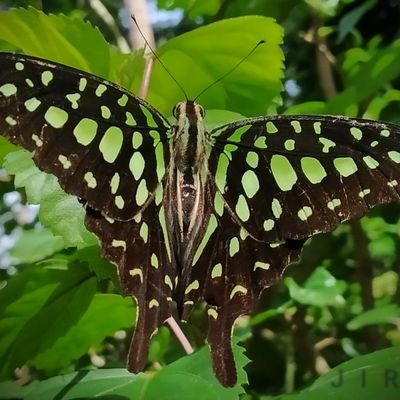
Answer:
[323, 39, 400, 114]
[32, 294, 135, 373]
[0, 7, 110, 78]
[73, 246, 119, 285]
[0, 261, 96, 379]
[347, 304, 400, 330]
[251, 300, 294, 325]
[336, 0, 377, 43]
[372, 271, 398, 299]
[4, 150, 95, 248]
[304, 0, 340, 17]
[363, 89, 400, 120]
[158, 0, 221, 18]
[150, 16, 284, 116]
[284, 101, 326, 115]
[12, 340, 248, 399]
[261, 347, 400, 399]
[0, 137, 17, 165]
[10, 228, 64, 265]
[205, 109, 247, 130]
[285, 267, 347, 307]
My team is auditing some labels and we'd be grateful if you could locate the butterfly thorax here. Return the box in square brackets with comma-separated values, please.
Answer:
[166, 101, 211, 303]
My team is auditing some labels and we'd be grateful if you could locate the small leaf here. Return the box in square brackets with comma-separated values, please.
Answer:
[336, 0, 377, 43]
[0, 261, 96, 378]
[19, 340, 248, 399]
[261, 347, 400, 399]
[347, 304, 400, 330]
[10, 228, 64, 265]
[323, 38, 400, 114]
[4, 151, 95, 248]
[150, 16, 284, 116]
[32, 294, 135, 373]
[285, 267, 347, 306]
[0, 137, 17, 165]
[0, 7, 110, 78]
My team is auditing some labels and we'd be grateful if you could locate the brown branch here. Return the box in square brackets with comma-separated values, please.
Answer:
[350, 220, 380, 350]
[124, 0, 156, 50]
[214, 0, 233, 21]
[394, 255, 400, 305]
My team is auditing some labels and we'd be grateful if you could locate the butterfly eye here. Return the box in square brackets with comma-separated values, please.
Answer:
[197, 105, 205, 118]
[172, 103, 181, 118]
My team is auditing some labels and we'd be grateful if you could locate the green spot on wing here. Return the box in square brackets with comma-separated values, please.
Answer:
[126, 111, 136, 126]
[254, 136, 267, 148]
[192, 214, 218, 265]
[118, 94, 128, 107]
[0, 83, 17, 96]
[333, 157, 358, 177]
[101, 105, 111, 119]
[350, 126, 363, 140]
[24, 97, 41, 112]
[227, 124, 251, 142]
[211, 263, 222, 279]
[388, 150, 400, 163]
[140, 104, 157, 127]
[158, 207, 171, 262]
[271, 155, 297, 191]
[246, 151, 259, 168]
[214, 191, 225, 216]
[44, 106, 68, 128]
[215, 153, 229, 193]
[73, 118, 98, 145]
[266, 121, 278, 134]
[235, 194, 250, 222]
[241, 170, 259, 198]
[290, 120, 302, 133]
[99, 126, 123, 163]
[301, 157, 327, 184]
[136, 179, 148, 206]
[41, 70, 53, 86]
[129, 152, 145, 180]
[363, 155, 379, 169]
[132, 131, 143, 149]
[229, 237, 239, 257]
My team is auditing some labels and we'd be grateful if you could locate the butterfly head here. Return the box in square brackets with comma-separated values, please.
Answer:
[172, 100, 205, 123]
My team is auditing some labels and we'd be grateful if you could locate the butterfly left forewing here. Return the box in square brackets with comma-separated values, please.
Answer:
[0, 52, 175, 374]
[0, 52, 170, 221]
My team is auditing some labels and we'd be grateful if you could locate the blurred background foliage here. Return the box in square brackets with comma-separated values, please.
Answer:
[0, 0, 399, 399]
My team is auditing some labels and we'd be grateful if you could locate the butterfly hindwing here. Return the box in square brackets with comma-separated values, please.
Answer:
[0, 52, 171, 220]
[185, 183, 306, 386]
[85, 184, 175, 372]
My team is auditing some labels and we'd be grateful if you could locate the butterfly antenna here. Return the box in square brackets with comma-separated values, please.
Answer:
[131, 15, 188, 100]
[193, 40, 266, 102]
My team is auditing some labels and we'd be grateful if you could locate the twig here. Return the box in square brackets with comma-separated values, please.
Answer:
[350, 220, 380, 349]
[124, 0, 155, 50]
[88, 0, 130, 53]
[214, 0, 232, 21]
[139, 56, 154, 99]
[166, 317, 194, 355]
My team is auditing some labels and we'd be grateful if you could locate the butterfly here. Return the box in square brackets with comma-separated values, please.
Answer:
[1, 51, 400, 386]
